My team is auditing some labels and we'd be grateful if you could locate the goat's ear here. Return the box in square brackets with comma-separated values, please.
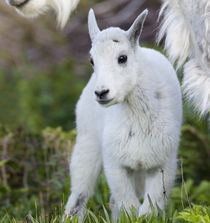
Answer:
[88, 9, 100, 42]
[127, 9, 148, 46]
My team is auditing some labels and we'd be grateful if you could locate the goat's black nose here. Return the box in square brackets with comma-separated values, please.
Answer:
[95, 89, 110, 99]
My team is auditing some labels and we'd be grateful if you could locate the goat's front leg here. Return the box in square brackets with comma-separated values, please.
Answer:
[109, 195, 120, 223]
[138, 157, 177, 216]
[103, 155, 140, 221]
[64, 136, 102, 222]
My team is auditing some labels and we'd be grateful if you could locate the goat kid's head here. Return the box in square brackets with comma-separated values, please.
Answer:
[88, 9, 148, 107]
[5, 0, 79, 28]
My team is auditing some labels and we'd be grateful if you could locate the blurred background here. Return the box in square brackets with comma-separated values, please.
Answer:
[0, 0, 160, 132]
[0, 0, 209, 221]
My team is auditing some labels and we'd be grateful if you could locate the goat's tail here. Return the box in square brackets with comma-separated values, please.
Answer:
[157, 0, 210, 115]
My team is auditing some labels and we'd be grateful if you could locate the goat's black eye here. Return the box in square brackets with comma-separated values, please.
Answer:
[118, 55, 127, 64]
[90, 57, 94, 66]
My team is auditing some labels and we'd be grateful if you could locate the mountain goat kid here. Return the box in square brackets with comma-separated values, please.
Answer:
[65, 9, 182, 222]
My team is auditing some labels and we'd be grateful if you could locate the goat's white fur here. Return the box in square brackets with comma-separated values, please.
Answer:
[158, 0, 210, 115]
[6, 0, 79, 27]
[64, 9, 182, 222]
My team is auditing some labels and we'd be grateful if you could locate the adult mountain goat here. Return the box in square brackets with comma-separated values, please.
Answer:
[64, 9, 182, 222]
[5, 0, 79, 27]
[158, 0, 210, 115]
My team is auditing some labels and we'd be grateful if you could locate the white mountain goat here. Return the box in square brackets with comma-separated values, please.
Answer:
[64, 9, 182, 222]
[158, 0, 210, 115]
[5, 0, 79, 27]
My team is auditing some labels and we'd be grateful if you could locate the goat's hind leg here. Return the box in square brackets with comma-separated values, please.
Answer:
[134, 169, 146, 200]
[64, 136, 102, 221]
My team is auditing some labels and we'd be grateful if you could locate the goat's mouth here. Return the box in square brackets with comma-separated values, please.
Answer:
[8, 0, 30, 8]
[97, 98, 114, 106]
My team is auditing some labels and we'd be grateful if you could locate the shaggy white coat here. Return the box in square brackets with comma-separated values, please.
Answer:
[158, 0, 210, 115]
[6, 0, 79, 27]
[64, 9, 182, 222]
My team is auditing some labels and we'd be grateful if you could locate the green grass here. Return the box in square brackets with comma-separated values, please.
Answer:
[0, 173, 209, 222]
[1, 202, 209, 223]
[0, 105, 209, 222]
